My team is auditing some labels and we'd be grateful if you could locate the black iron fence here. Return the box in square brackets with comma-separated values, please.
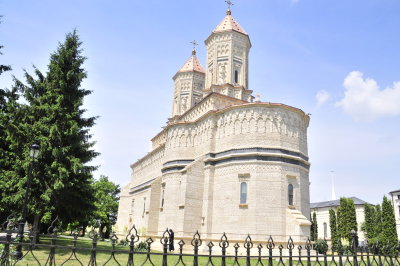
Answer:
[1, 216, 400, 265]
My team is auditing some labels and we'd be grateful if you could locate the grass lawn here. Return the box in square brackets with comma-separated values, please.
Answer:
[6, 236, 270, 265]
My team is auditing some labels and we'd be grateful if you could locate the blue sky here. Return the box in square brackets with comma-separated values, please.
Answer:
[1, 0, 399, 204]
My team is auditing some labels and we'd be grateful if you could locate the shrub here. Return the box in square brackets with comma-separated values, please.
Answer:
[314, 239, 328, 254]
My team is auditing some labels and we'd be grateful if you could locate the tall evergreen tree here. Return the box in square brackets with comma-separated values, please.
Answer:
[374, 204, 382, 241]
[381, 196, 398, 247]
[329, 209, 339, 250]
[0, 30, 98, 229]
[310, 213, 315, 241]
[0, 17, 12, 75]
[337, 197, 358, 244]
[312, 212, 318, 240]
[362, 204, 376, 240]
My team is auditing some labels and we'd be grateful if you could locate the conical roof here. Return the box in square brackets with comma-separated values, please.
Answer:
[213, 11, 248, 35]
[177, 51, 205, 74]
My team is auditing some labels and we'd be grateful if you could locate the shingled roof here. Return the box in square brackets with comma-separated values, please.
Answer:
[310, 197, 371, 209]
[213, 12, 248, 35]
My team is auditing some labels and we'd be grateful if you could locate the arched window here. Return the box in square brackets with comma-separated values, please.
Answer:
[240, 182, 247, 204]
[323, 222, 327, 238]
[234, 70, 239, 83]
[288, 184, 294, 205]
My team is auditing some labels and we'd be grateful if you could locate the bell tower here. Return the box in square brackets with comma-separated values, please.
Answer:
[204, 5, 253, 102]
[171, 43, 205, 119]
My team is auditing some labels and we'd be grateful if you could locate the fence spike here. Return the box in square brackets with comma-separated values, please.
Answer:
[126, 224, 140, 245]
[287, 236, 294, 250]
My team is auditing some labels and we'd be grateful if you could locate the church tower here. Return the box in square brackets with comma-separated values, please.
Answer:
[171, 47, 205, 118]
[204, 7, 253, 102]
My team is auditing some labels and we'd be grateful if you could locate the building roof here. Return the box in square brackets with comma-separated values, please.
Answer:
[176, 51, 205, 75]
[213, 11, 248, 36]
[390, 189, 400, 194]
[310, 197, 370, 209]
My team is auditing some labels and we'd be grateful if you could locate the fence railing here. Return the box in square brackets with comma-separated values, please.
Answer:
[1, 216, 400, 265]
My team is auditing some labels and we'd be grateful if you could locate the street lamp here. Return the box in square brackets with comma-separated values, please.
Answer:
[13, 143, 40, 260]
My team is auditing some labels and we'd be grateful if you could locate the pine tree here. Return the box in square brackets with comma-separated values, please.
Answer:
[310, 213, 315, 241]
[381, 196, 398, 247]
[313, 212, 318, 240]
[363, 204, 376, 240]
[329, 209, 339, 250]
[374, 204, 382, 242]
[0, 17, 12, 76]
[1, 30, 98, 229]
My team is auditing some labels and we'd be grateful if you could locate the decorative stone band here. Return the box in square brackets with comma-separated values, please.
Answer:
[206, 147, 309, 161]
[161, 147, 309, 175]
[204, 147, 310, 170]
[161, 160, 194, 174]
[129, 178, 156, 195]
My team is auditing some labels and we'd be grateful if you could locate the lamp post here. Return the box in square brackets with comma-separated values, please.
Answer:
[13, 143, 40, 260]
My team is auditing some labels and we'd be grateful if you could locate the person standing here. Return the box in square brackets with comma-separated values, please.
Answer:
[169, 229, 175, 252]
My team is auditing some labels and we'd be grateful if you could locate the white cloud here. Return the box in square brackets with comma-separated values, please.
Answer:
[315, 90, 330, 107]
[290, 0, 300, 5]
[336, 71, 400, 121]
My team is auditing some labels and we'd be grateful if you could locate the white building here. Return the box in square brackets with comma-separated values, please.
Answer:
[116, 7, 312, 243]
[389, 189, 400, 239]
[310, 197, 369, 243]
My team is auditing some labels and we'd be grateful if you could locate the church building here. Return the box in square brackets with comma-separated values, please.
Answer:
[116, 6, 312, 243]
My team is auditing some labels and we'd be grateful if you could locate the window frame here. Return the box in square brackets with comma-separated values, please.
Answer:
[288, 184, 294, 206]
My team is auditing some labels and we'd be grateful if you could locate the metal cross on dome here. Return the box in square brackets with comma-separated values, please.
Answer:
[190, 40, 198, 51]
[225, 0, 234, 10]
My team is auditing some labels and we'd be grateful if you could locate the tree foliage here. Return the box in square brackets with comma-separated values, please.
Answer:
[0, 30, 98, 229]
[361, 197, 398, 249]
[329, 208, 339, 250]
[362, 203, 376, 240]
[381, 196, 398, 247]
[337, 197, 358, 244]
[0, 17, 12, 76]
[91, 175, 120, 239]
[311, 212, 318, 241]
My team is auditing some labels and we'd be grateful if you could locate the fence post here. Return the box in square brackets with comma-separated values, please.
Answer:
[323, 238, 328, 266]
[257, 244, 263, 265]
[206, 241, 214, 265]
[351, 230, 358, 266]
[0, 229, 12, 265]
[191, 230, 202, 266]
[126, 224, 139, 266]
[287, 237, 294, 266]
[219, 232, 229, 266]
[245, 234, 253, 266]
[160, 228, 169, 266]
[338, 239, 343, 266]
[305, 238, 312, 266]
[267, 236, 275, 266]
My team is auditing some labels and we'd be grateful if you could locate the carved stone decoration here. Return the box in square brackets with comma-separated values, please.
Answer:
[218, 64, 227, 84]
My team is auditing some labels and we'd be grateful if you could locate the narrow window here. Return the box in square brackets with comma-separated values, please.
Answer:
[288, 184, 294, 205]
[130, 199, 135, 215]
[142, 197, 146, 217]
[323, 222, 327, 238]
[234, 70, 239, 83]
[240, 182, 247, 204]
[161, 184, 165, 208]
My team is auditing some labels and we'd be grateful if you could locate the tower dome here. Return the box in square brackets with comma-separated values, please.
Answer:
[171, 48, 205, 118]
[204, 9, 253, 101]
